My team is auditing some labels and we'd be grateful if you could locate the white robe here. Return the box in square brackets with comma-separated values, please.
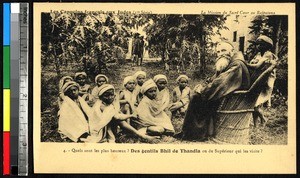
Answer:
[89, 100, 118, 143]
[58, 96, 92, 142]
[136, 97, 174, 132]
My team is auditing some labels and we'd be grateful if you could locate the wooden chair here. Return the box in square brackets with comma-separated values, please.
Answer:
[214, 64, 276, 144]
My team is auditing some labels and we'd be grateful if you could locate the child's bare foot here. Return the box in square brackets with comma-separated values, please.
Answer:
[142, 134, 160, 140]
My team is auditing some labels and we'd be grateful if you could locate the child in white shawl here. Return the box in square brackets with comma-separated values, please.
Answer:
[153, 74, 171, 116]
[58, 81, 92, 142]
[169, 75, 191, 116]
[89, 84, 156, 143]
[135, 79, 175, 136]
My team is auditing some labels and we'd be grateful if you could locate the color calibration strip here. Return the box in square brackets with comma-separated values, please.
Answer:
[3, 3, 11, 175]
[3, 3, 29, 175]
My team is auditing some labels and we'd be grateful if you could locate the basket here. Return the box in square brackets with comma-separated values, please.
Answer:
[214, 64, 276, 144]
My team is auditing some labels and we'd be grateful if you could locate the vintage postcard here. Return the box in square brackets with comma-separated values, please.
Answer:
[33, 3, 296, 173]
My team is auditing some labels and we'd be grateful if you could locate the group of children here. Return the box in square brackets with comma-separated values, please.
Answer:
[56, 35, 277, 143]
[57, 70, 193, 143]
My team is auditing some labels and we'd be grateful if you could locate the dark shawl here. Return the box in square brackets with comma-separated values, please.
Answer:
[181, 56, 250, 140]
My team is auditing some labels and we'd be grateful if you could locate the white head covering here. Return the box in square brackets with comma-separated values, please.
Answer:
[134, 71, 146, 79]
[59, 76, 73, 90]
[123, 76, 135, 87]
[153, 74, 168, 83]
[95, 74, 108, 83]
[75, 72, 87, 79]
[62, 81, 80, 94]
[98, 84, 115, 97]
[176, 75, 189, 82]
[141, 79, 157, 94]
[257, 35, 273, 46]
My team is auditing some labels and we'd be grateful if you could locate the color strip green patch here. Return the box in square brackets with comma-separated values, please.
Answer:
[3, 46, 10, 89]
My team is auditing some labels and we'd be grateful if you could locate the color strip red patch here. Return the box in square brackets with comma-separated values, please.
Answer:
[3, 132, 10, 175]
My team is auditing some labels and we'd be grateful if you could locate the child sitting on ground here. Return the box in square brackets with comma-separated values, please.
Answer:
[74, 72, 91, 102]
[169, 75, 191, 116]
[133, 71, 147, 106]
[153, 74, 171, 116]
[119, 76, 138, 121]
[134, 79, 175, 137]
[91, 74, 108, 102]
[57, 76, 73, 109]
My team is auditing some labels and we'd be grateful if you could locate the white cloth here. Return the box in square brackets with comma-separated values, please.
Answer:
[176, 75, 189, 82]
[140, 79, 157, 94]
[136, 97, 174, 132]
[95, 74, 108, 83]
[89, 100, 117, 142]
[98, 84, 115, 97]
[156, 88, 170, 111]
[58, 96, 92, 142]
[122, 89, 137, 110]
[134, 71, 146, 79]
[123, 76, 135, 87]
[153, 74, 168, 83]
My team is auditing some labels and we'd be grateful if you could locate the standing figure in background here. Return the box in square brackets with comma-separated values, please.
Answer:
[139, 36, 145, 66]
[74, 72, 91, 102]
[169, 75, 191, 116]
[247, 35, 278, 127]
[132, 33, 141, 66]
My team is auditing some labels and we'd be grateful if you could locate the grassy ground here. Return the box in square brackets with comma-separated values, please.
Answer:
[41, 60, 287, 144]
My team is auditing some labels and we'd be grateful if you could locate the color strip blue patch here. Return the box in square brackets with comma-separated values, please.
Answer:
[3, 3, 11, 45]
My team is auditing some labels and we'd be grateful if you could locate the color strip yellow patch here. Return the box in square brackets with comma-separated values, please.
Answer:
[3, 89, 10, 131]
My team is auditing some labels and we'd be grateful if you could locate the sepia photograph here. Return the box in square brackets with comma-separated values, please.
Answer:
[40, 8, 288, 145]
[33, 3, 296, 174]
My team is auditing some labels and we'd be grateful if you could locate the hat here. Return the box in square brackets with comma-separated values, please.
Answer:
[75, 72, 87, 79]
[59, 76, 73, 90]
[134, 71, 146, 79]
[95, 74, 108, 83]
[98, 84, 115, 97]
[123, 76, 135, 87]
[140, 79, 157, 94]
[176, 75, 189, 82]
[256, 35, 273, 46]
[62, 81, 79, 94]
[153, 74, 168, 83]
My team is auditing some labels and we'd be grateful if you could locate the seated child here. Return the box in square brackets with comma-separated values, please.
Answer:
[57, 76, 73, 109]
[153, 74, 170, 115]
[58, 81, 92, 142]
[135, 79, 175, 136]
[169, 75, 191, 116]
[133, 71, 147, 105]
[119, 76, 137, 117]
[89, 84, 156, 143]
[91, 74, 108, 101]
[74, 72, 91, 102]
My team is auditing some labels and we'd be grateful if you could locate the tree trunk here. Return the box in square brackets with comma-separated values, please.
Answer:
[199, 34, 206, 74]
[53, 47, 61, 77]
[274, 18, 282, 57]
